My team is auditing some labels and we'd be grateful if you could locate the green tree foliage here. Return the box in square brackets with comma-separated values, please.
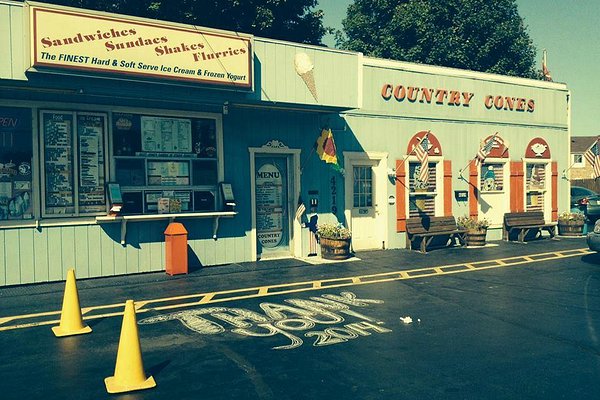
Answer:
[30, 0, 328, 45]
[338, 0, 539, 78]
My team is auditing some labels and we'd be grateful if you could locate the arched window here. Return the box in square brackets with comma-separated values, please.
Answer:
[405, 131, 443, 218]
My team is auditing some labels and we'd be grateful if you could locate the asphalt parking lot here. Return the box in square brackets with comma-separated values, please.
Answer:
[1, 237, 599, 399]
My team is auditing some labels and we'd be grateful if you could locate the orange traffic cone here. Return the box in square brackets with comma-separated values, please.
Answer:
[52, 269, 92, 337]
[104, 300, 156, 394]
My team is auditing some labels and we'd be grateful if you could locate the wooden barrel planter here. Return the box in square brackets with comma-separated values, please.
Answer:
[558, 222, 584, 236]
[465, 229, 487, 246]
[320, 237, 352, 260]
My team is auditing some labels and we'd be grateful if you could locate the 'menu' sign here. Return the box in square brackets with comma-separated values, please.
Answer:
[28, 4, 253, 88]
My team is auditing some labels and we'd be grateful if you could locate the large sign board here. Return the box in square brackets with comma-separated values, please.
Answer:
[28, 3, 253, 89]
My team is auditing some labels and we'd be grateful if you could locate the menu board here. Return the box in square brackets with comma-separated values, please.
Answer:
[78, 114, 106, 213]
[141, 116, 192, 153]
[147, 161, 190, 186]
[43, 112, 74, 214]
[255, 163, 284, 248]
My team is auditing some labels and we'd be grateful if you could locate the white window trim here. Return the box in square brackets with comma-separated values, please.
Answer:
[571, 153, 585, 168]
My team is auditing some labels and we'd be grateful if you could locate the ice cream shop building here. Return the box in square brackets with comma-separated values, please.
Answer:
[0, 1, 571, 285]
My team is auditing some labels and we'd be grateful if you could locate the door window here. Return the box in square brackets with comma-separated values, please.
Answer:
[353, 166, 373, 207]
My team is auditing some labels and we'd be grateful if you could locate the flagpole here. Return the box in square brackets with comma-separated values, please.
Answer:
[299, 142, 317, 174]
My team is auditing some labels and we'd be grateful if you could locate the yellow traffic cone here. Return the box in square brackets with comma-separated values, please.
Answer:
[52, 269, 92, 337]
[104, 300, 156, 394]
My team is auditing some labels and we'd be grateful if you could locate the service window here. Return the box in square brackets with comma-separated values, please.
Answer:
[41, 110, 107, 217]
[112, 113, 219, 214]
[0, 107, 33, 220]
[526, 163, 546, 212]
[408, 161, 437, 217]
[480, 163, 504, 192]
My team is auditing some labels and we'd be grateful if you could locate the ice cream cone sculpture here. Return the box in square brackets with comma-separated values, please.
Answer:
[294, 52, 318, 102]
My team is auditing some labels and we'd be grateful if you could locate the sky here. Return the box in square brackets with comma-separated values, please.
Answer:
[318, 0, 600, 137]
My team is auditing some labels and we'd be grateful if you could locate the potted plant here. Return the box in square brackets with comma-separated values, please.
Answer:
[558, 211, 585, 236]
[457, 215, 490, 246]
[317, 223, 352, 260]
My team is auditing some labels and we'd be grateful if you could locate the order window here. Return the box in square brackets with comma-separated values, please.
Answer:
[112, 113, 219, 214]
[0, 107, 33, 220]
[40, 110, 107, 217]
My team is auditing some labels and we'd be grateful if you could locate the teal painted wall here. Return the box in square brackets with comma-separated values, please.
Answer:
[0, 219, 251, 285]
[0, 1, 571, 285]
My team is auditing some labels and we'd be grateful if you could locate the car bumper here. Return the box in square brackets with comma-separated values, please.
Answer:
[586, 202, 600, 219]
[587, 232, 600, 251]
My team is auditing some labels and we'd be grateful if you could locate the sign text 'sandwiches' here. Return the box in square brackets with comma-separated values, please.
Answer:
[29, 4, 253, 88]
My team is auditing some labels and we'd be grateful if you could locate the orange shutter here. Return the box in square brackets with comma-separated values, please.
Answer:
[469, 162, 478, 218]
[396, 160, 407, 232]
[551, 161, 558, 221]
[509, 162, 524, 212]
[444, 160, 453, 216]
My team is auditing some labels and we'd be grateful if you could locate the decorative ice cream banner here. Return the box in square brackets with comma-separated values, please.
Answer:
[28, 3, 253, 88]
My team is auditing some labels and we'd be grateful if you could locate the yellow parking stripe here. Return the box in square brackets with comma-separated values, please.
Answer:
[0, 247, 592, 332]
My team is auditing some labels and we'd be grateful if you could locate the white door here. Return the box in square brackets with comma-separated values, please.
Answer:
[345, 153, 388, 250]
[254, 154, 292, 259]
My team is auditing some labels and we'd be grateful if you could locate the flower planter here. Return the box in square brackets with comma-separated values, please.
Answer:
[558, 221, 584, 236]
[320, 237, 352, 260]
[465, 228, 487, 246]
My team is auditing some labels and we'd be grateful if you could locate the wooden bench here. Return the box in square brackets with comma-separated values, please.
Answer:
[406, 216, 467, 253]
[503, 211, 556, 242]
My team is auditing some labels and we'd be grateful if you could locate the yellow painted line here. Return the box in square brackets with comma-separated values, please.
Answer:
[0, 247, 592, 332]
[197, 293, 215, 304]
